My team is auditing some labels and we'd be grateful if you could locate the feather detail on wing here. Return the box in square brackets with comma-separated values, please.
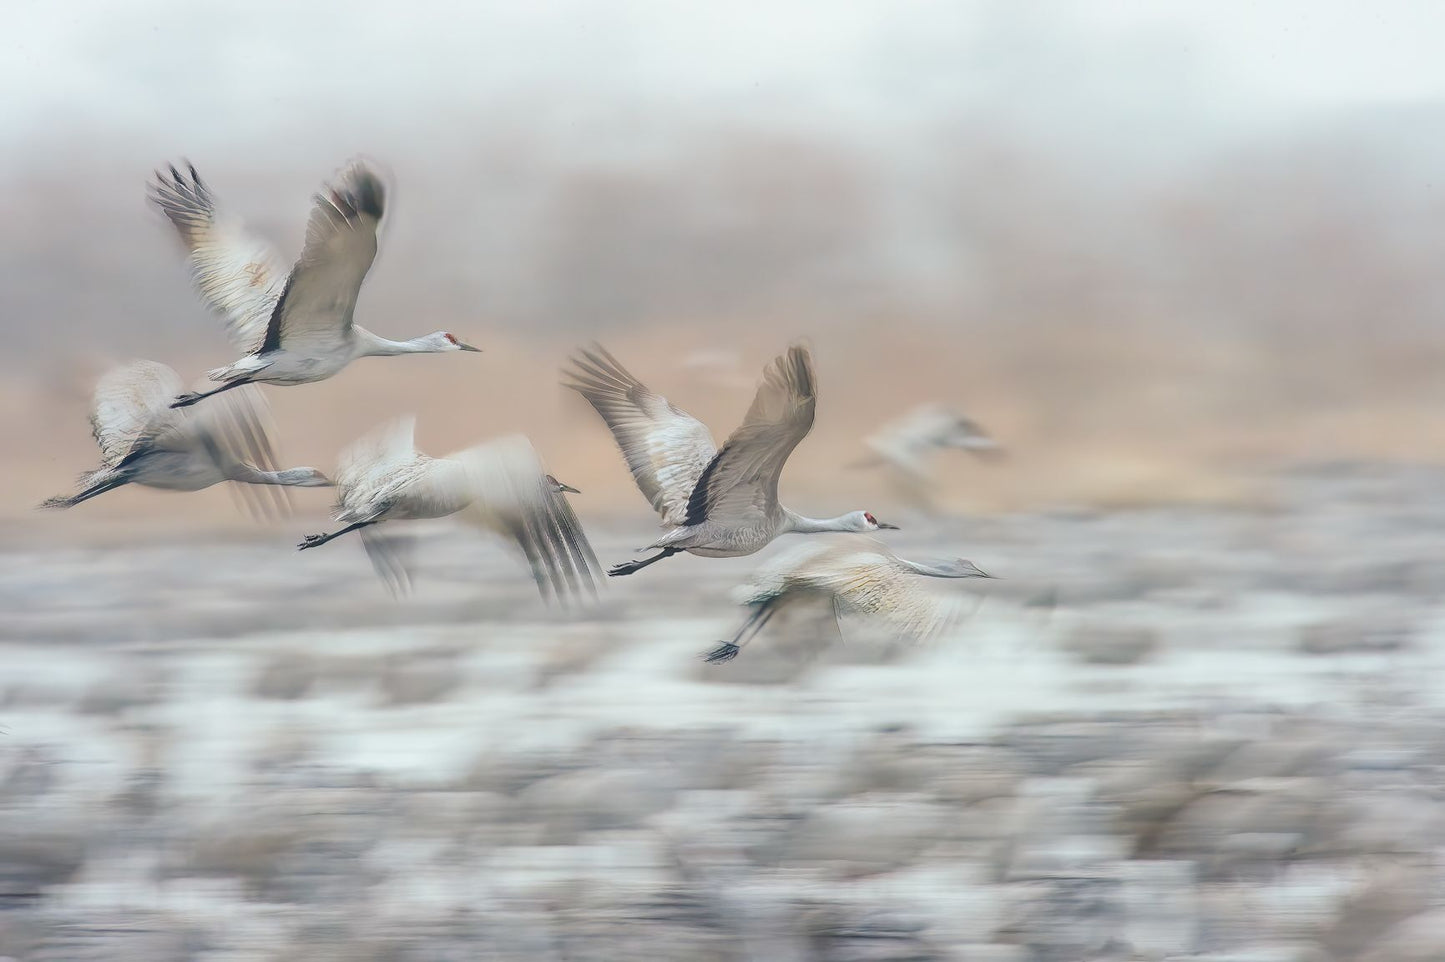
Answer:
[562, 344, 715, 526]
[260, 161, 384, 355]
[737, 539, 959, 646]
[148, 163, 288, 354]
[332, 416, 421, 520]
[450, 434, 603, 605]
[683, 344, 816, 528]
[90, 361, 187, 467]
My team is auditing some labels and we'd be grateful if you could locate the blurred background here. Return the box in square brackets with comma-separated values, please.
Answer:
[6, 2, 1445, 959]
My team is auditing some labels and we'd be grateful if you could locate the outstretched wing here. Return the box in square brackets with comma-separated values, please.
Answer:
[683, 344, 816, 529]
[149, 163, 288, 354]
[259, 161, 384, 356]
[817, 545, 964, 644]
[562, 344, 716, 526]
[90, 361, 186, 467]
[450, 434, 603, 605]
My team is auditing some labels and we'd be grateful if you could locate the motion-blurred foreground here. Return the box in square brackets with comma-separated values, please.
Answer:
[3, 464, 1445, 960]
[9, 3, 1445, 960]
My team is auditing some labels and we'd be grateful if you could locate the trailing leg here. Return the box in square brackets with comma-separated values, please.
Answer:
[171, 378, 254, 409]
[608, 547, 679, 577]
[298, 520, 377, 550]
[705, 596, 781, 663]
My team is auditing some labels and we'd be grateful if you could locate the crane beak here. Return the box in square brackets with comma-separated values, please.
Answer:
[877, 521, 901, 530]
[456, 341, 482, 352]
[556, 480, 581, 494]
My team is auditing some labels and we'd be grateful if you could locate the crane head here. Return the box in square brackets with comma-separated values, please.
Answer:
[430, 332, 482, 353]
[862, 511, 900, 531]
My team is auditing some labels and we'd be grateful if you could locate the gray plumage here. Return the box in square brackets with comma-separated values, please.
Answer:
[564, 343, 897, 578]
[851, 404, 1002, 512]
[40, 360, 330, 514]
[149, 160, 479, 409]
[705, 538, 993, 663]
[297, 418, 600, 604]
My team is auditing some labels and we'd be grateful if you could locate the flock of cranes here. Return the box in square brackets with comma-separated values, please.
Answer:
[43, 158, 1000, 660]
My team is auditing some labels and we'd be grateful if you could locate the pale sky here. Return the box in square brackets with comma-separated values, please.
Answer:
[6, 0, 1445, 161]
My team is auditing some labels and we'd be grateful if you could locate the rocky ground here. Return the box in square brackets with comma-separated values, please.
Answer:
[3, 462, 1445, 961]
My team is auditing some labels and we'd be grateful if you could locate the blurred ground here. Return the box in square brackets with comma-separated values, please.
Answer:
[3, 462, 1445, 959]
[7, 6, 1445, 960]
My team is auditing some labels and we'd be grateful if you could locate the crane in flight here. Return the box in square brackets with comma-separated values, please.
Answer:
[705, 538, 993, 663]
[41, 360, 329, 513]
[564, 343, 897, 577]
[851, 404, 1002, 514]
[296, 417, 598, 603]
[149, 160, 479, 409]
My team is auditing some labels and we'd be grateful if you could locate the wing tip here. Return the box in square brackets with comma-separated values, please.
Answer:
[333, 161, 387, 221]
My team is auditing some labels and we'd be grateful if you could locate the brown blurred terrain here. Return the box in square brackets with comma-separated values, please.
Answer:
[8, 82, 1445, 533]
[14, 119, 1445, 531]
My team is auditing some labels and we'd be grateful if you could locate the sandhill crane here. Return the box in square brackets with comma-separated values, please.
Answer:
[296, 417, 599, 602]
[705, 538, 993, 663]
[148, 161, 480, 409]
[851, 403, 1001, 513]
[564, 343, 897, 577]
[40, 360, 330, 512]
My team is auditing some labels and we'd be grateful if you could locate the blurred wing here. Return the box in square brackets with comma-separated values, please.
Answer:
[360, 527, 415, 597]
[562, 344, 716, 525]
[90, 361, 186, 467]
[259, 161, 384, 355]
[149, 163, 288, 354]
[683, 345, 816, 528]
[824, 552, 960, 644]
[731, 540, 840, 606]
[188, 385, 294, 521]
[451, 434, 603, 605]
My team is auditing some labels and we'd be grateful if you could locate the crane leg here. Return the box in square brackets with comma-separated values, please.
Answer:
[171, 378, 254, 409]
[705, 597, 780, 663]
[298, 520, 376, 551]
[607, 547, 679, 577]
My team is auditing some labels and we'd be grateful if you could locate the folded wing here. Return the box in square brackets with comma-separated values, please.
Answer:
[333, 416, 420, 517]
[90, 360, 187, 467]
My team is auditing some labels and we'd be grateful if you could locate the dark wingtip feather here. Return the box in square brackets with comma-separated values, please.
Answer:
[784, 344, 815, 399]
[703, 642, 740, 664]
[348, 169, 386, 221]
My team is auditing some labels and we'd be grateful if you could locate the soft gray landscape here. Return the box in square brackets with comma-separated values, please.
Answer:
[7, 4, 1445, 959]
[3, 462, 1445, 960]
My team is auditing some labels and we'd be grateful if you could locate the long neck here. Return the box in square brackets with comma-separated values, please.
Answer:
[782, 509, 858, 534]
[354, 326, 438, 357]
[228, 464, 314, 486]
[900, 558, 964, 578]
